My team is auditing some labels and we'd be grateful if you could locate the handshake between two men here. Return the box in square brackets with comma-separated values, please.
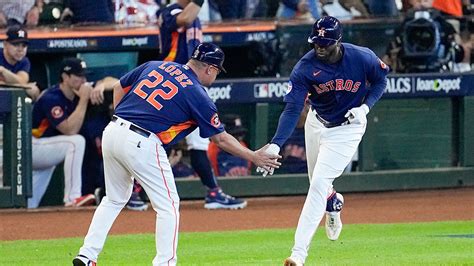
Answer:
[256, 143, 281, 177]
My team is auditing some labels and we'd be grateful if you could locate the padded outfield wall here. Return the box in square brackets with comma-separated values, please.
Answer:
[19, 74, 474, 206]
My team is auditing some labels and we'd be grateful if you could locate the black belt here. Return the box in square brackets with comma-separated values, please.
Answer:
[112, 116, 151, 138]
[311, 107, 349, 128]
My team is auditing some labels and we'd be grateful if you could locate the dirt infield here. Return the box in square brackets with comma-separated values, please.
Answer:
[1, 187, 473, 241]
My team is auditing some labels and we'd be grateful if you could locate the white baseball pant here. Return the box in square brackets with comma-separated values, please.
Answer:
[185, 128, 210, 151]
[290, 108, 366, 263]
[78, 117, 180, 266]
[28, 134, 85, 208]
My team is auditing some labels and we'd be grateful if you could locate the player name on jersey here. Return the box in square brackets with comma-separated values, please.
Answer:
[158, 62, 193, 88]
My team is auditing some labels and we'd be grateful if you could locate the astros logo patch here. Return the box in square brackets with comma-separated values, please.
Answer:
[211, 113, 221, 128]
[318, 28, 326, 37]
[51, 106, 64, 118]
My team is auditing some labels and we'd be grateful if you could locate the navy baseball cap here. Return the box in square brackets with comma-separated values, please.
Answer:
[222, 114, 247, 137]
[6, 25, 29, 44]
[308, 16, 342, 47]
[191, 42, 226, 73]
[60, 58, 90, 76]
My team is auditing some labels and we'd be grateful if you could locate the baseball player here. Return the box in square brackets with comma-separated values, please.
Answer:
[159, 0, 247, 209]
[73, 43, 281, 266]
[256, 16, 388, 266]
[29, 58, 96, 208]
[0, 25, 39, 100]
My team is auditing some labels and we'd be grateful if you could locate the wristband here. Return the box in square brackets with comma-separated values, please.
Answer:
[193, 0, 204, 7]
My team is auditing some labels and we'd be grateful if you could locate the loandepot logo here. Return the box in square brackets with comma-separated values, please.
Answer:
[122, 37, 148, 47]
[416, 78, 461, 93]
[207, 85, 232, 102]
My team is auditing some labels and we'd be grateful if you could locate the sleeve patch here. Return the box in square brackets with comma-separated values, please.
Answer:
[211, 113, 221, 128]
[51, 106, 64, 119]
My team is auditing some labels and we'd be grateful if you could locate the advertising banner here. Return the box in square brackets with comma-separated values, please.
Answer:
[210, 73, 474, 103]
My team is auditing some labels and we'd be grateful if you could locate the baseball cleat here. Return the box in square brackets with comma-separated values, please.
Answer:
[126, 191, 148, 211]
[94, 187, 105, 206]
[325, 192, 344, 241]
[204, 188, 247, 210]
[65, 194, 96, 207]
[325, 211, 342, 241]
[283, 257, 304, 266]
[72, 254, 96, 266]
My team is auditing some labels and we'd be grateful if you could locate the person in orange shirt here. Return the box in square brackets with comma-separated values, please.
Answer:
[432, 0, 463, 17]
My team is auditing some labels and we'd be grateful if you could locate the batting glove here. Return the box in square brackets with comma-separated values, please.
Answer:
[256, 143, 280, 177]
[345, 104, 369, 125]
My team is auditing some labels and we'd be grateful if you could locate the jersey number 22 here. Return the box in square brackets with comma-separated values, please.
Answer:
[133, 70, 178, 110]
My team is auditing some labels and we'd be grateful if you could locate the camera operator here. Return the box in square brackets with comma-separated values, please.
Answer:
[383, 0, 465, 73]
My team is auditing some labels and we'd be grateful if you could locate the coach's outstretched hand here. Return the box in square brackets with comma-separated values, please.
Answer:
[256, 143, 281, 177]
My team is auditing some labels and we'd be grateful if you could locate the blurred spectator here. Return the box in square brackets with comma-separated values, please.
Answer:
[321, 0, 369, 20]
[279, 104, 308, 174]
[61, 0, 114, 24]
[0, 25, 39, 100]
[0, 0, 42, 27]
[365, 0, 399, 17]
[245, 0, 268, 19]
[276, 0, 320, 21]
[208, 0, 246, 20]
[115, 0, 159, 24]
[383, 0, 466, 73]
[431, 0, 463, 34]
[37, 0, 64, 25]
[208, 114, 251, 177]
[432, 0, 463, 17]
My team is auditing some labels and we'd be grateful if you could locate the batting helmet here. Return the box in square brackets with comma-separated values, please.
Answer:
[191, 42, 226, 73]
[307, 16, 342, 47]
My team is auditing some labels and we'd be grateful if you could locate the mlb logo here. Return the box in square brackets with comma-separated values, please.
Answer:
[254, 83, 269, 98]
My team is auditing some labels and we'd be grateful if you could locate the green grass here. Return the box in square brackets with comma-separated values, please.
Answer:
[1, 221, 473, 265]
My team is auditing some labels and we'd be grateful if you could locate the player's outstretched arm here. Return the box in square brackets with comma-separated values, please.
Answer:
[90, 76, 119, 105]
[210, 131, 281, 172]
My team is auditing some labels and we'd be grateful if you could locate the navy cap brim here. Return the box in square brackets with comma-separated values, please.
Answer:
[7, 39, 29, 44]
[308, 36, 338, 47]
[211, 64, 226, 73]
[66, 69, 93, 77]
[218, 66, 226, 73]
